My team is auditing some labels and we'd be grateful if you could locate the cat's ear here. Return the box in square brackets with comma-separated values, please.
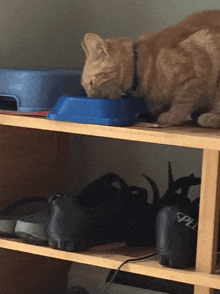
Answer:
[82, 33, 108, 58]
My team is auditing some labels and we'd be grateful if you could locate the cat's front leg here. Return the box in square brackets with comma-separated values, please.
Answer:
[157, 112, 184, 126]
[157, 98, 196, 125]
[157, 79, 207, 126]
[147, 101, 170, 121]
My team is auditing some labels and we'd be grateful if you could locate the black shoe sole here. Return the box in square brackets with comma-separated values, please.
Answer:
[158, 252, 196, 269]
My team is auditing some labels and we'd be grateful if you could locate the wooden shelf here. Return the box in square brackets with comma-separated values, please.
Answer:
[1, 238, 220, 290]
[0, 113, 220, 294]
[1, 114, 220, 149]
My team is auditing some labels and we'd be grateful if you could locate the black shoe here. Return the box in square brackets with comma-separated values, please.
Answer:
[125, 174, 159, 247]
[0, 196, 53, 244]
[48, 173, 159, 252]
[48, 173, 130, 251]
[156, 163, 201, 268]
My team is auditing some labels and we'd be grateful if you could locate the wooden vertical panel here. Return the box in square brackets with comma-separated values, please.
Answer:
[194, 286, 215, 294]
[0, 126, 70, 208]
[0, 248, 71, 294]
[0, 126, 71, 294]
[194, 149, 220, 294]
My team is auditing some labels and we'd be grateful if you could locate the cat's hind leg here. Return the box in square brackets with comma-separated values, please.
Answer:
[197, 111, 220, 128]
[197, 91, 220, 128]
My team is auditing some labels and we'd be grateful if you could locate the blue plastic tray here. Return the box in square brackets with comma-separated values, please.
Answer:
[47, 95, 148, 126]
[0, 67, 85, 112]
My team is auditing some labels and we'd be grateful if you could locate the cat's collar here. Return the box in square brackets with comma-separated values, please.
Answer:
[124, 49, 139, 96]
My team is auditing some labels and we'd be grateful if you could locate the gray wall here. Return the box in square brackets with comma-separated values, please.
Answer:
[1, 0, 220, 68]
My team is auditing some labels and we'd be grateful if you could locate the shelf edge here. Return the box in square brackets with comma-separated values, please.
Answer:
[1, 114, 220, 149]
[1, 239, 220, 289]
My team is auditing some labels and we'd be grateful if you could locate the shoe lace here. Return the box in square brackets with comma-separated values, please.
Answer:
[159, 162, 201, 208]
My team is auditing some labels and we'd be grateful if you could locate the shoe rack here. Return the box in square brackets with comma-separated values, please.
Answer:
[0, 113, 220, 294]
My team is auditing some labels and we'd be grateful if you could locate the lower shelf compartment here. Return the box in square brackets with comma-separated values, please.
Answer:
[106, 269, 195, 294]
[1, 238, 220, 290]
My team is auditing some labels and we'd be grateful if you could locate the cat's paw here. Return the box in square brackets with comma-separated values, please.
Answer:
[157, 112, 184, 126]
[197, 113, 220, 128]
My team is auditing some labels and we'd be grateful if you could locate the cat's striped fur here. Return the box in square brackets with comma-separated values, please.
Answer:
[82, 10, 220, 128]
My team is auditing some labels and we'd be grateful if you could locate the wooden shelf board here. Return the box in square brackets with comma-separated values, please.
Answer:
[0, 114, 220, 149]
[0, 238, 220, 289]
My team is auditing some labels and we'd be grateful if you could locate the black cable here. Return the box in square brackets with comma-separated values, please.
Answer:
[100, 251, 157, 294]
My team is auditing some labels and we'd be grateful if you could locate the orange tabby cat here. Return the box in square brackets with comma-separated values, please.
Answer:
[81, 10, 220, 128]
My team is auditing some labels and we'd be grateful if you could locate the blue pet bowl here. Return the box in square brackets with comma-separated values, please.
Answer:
[0, 67, 85, 112]
[47, 95, 148, 126]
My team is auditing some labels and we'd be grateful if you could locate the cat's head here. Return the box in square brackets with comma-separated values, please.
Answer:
[81, 33, 134, 98]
